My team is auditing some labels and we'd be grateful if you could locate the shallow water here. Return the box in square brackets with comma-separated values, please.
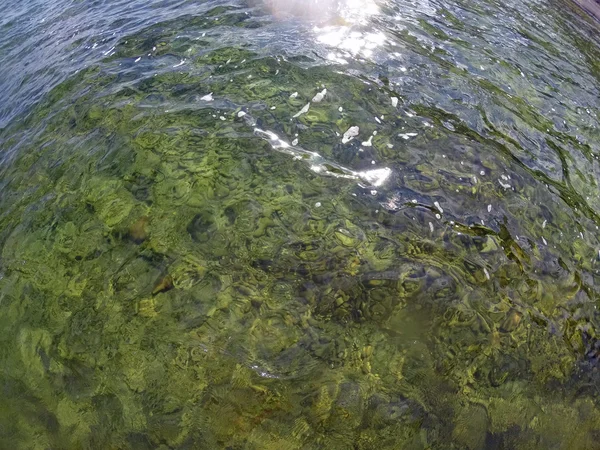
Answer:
[1, 0, 600, 448]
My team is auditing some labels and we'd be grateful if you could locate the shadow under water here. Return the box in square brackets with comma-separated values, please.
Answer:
[0, 0, 600, 448]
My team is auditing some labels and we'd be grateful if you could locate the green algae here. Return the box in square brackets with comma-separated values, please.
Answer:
[0, 4, 600, 450]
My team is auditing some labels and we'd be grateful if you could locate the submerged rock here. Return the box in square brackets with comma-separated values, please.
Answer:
[152, 274, 173, 295]
[129, 216, 149, 244]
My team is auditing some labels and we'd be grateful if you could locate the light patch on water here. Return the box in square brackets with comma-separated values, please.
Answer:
[361, 136, 373, 147]
[265, 0, 386, 60]
[201, 92, 214, 101]
[292, 103, 310, 118]
[253, 125, 390, 188]
[312, 88, 327, 102]
[399, 133, 418, 139]
[340, 0, 379, 23]
[499, 179, 511, 189]
[315, 27, 385, 59]
[342, 126, 359, 144]
[325, 52, 349, 64]
[263, 0, 378, 24]
[359, 167, 391, 187]
[249, 364, 280, 379]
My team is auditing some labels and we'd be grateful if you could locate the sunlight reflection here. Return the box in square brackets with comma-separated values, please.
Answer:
[313, 0, 383, 61]
[261, 0, 379, 23]
[259, 0, 383, 61]
[337, 0, 380, 24]
[316, 27, 386, 59]
[358, 167, 392, 187]
[254, 127, 392, 189]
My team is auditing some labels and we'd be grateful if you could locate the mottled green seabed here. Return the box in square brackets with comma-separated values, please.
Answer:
[1, 2, 600, 449]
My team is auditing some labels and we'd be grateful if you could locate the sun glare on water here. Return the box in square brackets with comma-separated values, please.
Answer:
[262, 0, 384, 61]
[315, 0, 384, 62]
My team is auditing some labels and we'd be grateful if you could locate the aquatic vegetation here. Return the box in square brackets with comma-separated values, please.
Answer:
[0, 0, 600, 448]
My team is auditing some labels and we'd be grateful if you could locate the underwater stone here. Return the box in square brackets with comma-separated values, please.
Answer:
[129, 216, 149, 244]
[138, 298, 157, 317]
[334, 229, 358, 247]
[187, 211, 216, 243]
[152, 274, 174, 295]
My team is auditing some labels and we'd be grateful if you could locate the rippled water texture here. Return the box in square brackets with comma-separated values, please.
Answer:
[1, 0, 600, 448]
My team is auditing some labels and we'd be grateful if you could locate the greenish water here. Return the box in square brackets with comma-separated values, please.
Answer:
[1, 0, 600, 448]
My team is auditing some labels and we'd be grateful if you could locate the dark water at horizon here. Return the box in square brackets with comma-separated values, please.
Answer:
[1, 0, 600, 448]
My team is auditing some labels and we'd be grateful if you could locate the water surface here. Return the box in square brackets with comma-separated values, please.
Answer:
[1, 0, 600, 448]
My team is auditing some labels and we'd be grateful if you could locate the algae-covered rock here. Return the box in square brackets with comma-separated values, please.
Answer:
[84, 176, 137, 227]
[452, 404, 489, 450]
